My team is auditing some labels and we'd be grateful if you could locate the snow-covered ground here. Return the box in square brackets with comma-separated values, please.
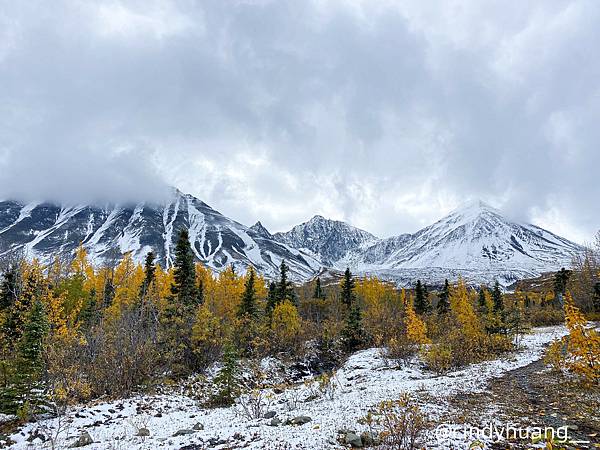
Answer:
[9, 326, 567, 449]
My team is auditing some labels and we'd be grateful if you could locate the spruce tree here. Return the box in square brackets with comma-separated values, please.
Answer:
[437, 279, 450, 315]
[342, 305, 366, 352]
[79, 288, 99, 330]
[238, 267, 257, 319]
[492, 280, 503, 312]
[140, 251, 156, 298]
[265, 281, 278, 318]
[414, 280, 431, 314]
[0, 265, 19, 311]
[164, 229, 202, 374]
[478, 286, 487, 310]
[171, 229, 199, 306]
[553, 268, 571, 304]
[276, 260, 295, 305]
[211, 343, 241, 406]
[17, 300, 48, 377]
[313, 277, 325, 300]
[340, 268, 355, 307]
[10, 299, 49, 414]
[593, 282, 600, 312]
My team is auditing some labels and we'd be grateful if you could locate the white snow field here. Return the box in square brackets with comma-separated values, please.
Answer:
[10, 326, 566, 449]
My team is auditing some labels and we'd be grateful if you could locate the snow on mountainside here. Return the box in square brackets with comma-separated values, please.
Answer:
[342, 200, 585, 286]
[0, 194, 585, 285]
[273, 215, 378, 266]
[0, 190, 320, 281]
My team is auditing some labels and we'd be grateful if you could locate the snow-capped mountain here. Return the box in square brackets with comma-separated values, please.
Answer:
[0, 190, 321, 281]
[273, 215, 378, 266]
[0, 193, 585, 285]
[340, 200, 584, 285]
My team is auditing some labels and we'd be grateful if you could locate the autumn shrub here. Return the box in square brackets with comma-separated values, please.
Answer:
[270, 300, 302, 353]
[527, 307, 564, 326]
[422, 343, 453, 374]
[364, 393, 427, 450]
[544, 338, 567, 373]
[46, 306, 162, 401]
[563, 293, 600, 385]
[485, 333, 515, 355]
[384, 334, 416, 364]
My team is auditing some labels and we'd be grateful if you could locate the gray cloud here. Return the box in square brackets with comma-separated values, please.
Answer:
[0, 0, 598, 242]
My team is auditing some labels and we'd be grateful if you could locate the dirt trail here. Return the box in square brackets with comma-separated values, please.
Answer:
[446, 359, 600, 449]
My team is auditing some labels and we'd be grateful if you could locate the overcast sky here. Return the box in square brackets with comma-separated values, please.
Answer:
[1, 1, 599, 243]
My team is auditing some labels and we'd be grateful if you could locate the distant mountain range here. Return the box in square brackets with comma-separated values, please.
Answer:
[0, 190, 585, 285]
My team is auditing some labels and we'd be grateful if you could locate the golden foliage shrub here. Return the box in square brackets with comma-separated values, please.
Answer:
[422, 343, 453, 374]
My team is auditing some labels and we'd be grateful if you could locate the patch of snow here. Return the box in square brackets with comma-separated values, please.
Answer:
[10, 326, 567, 449]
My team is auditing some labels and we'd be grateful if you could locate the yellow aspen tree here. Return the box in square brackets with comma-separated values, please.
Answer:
[70, 244, 95, 291]
[41, 290, 70, 338]
[450, 277, 483, 340]
[271, 300, 301, 349]
[563, 292, 600, 385]
[107, 253, 144, 316]
[210, 267, 244, 322]
[405, 295, 430, 345]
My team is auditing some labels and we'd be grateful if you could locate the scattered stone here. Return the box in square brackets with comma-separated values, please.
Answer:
[173, 429, 196, 437]
[290, 416, 312, 425]
[136, 428, 150, 437]
[344, 432, 363, 448]
[70, 431, 93, 448]
[269, 417, 282, 426]
[338, 428, 355, 435]
[263, 411, 277, 419]
[360, 431, 379, 446]
[192, 422, 204, 431]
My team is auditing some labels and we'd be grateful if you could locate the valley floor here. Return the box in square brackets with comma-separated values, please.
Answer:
[10, 326, 597, 450]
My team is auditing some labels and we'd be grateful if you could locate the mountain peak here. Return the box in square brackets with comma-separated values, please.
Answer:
[249, 221, 272, 238]
[449, 199, 501, 218]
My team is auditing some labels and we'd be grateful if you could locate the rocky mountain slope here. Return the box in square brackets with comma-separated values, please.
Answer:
[340, 200, 584, 285]
[0, 192, 585, 285]
[0, 190, 320, 281]
[273, 215, 377, 266]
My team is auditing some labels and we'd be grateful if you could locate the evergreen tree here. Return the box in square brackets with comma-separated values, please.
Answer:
[238, 267, 257, 319]
[0, 265, 19, 311]
[102, 276, 115, 308]
[313, 277, 325, 300]
[553, 268, 571, 304]
[593, 282, 600, 312]
[478, 286, 487, 310]
[171, 229, 199, 306]
[163, 229, 202, 374]
[79, 288, 99, 329]
[140, 251, 156, 298]
[414, 280, 431, 314]
[492, 280, 504, 312]
[341, 305, 366, 352]
[265, 281, 278, 318]
[17, 299, 48, 378]
[340, 268, 355, 307]
[276, 260, 295, 305]
[437, 279, 450, 315]
[211, 343, 240, 406]
[524, 294, 531, 308]
[7, 299, 50, 415]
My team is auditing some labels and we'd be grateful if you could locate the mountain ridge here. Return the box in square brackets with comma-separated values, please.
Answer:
[0, 191, 585, 286]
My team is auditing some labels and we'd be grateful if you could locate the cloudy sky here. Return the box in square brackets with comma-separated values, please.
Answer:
[0, 0, 599, 243]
